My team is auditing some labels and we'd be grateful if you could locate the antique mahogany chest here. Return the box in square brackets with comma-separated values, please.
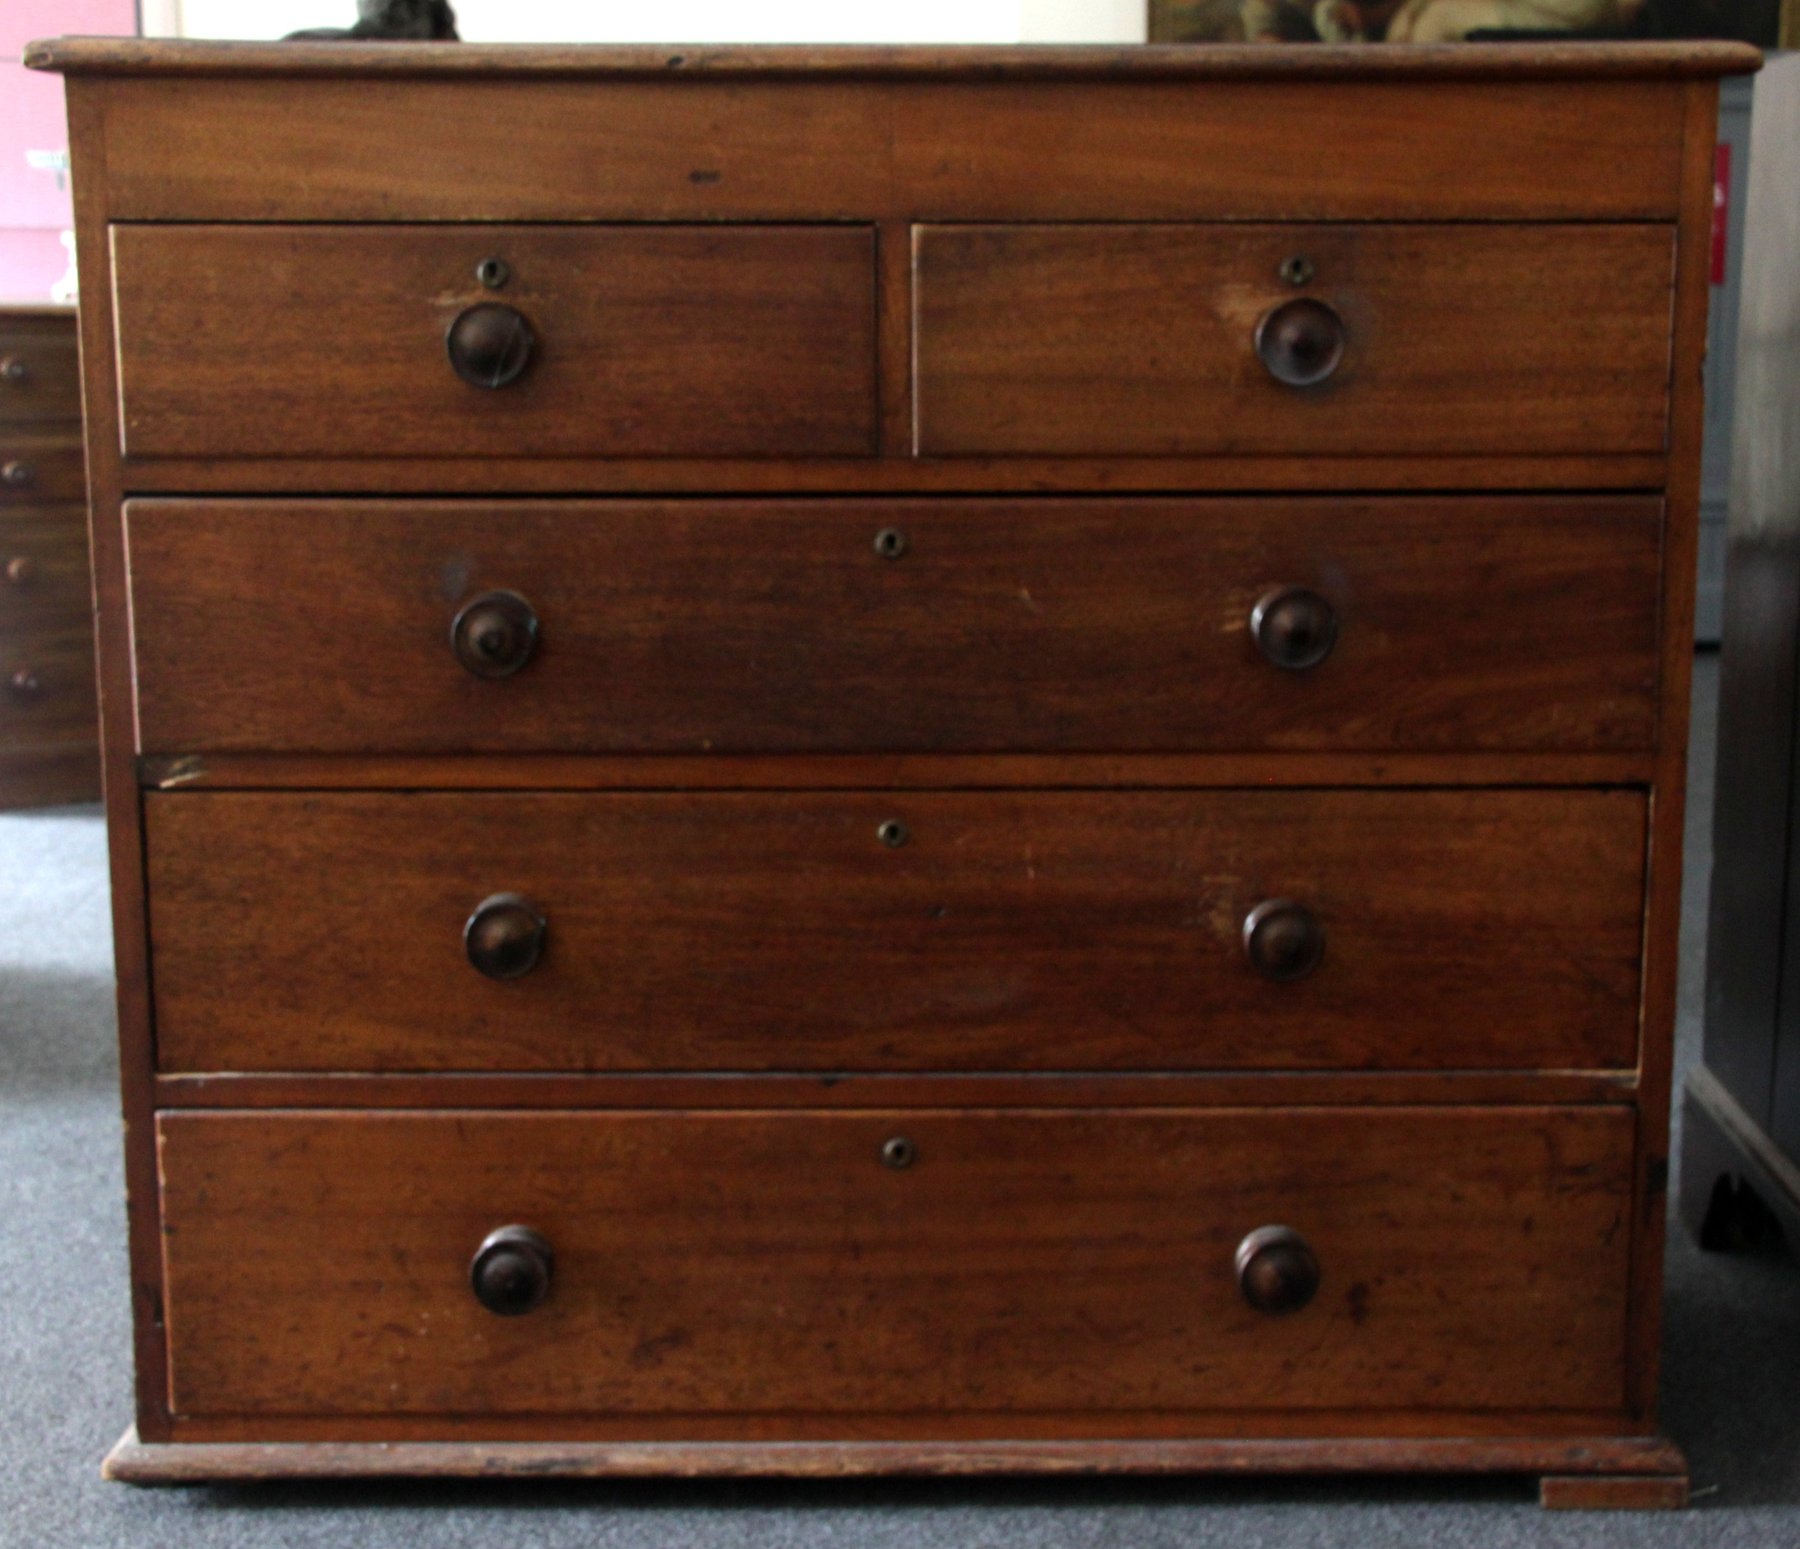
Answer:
[0, 304, 100, 808]
[30, 36, 1757, 1505]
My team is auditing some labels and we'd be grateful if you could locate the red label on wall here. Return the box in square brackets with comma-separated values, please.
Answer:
[1713, 143, 1732, 285]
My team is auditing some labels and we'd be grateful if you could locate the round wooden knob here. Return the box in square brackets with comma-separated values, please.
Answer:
[469, 1225, 554, 1316]
[1242, 899, 1325, 983]
[1249, 586, 1337, 672]
[451, 590, 538, 679]
[8, 667, 43, 700]
[464, 892, 547, 981]
[1255, 298, 1345, 388]
[1235, 1225, 1320, 1315]
[1, 459, 33, 488]
[0, 356, 28, 386]
[446, 303, 536, 389]
[5, 556, 37, 587]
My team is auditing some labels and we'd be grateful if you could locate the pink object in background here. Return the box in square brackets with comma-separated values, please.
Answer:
[0, 0, 138, 301]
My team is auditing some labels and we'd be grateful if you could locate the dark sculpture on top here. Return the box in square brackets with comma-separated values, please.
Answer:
[286, 1, 460, 40]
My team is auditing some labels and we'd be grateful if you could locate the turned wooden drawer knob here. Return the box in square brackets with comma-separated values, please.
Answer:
[5, 556, 37, 587]
[464, 892, 547, 980]
[1255, 298, 1345, 388]
[0, 355, 29, 386]
[1249, 586, 1337, 671]
[1235, 1225, 1320, 1315]
[1, 459, 33, 488]
[451, 589, 538, 679]
[8, 667, 44, 700]
[446, 302, 536, 389]
[469, 1225, 554, 1316]
[1243, 899, 1324, 982]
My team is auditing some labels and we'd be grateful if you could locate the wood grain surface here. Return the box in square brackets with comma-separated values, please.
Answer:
[99, 1426, 1687, 1482]
[124, 496, 1663, 756]
[74, 76, 1702, 225]
[0, 505, 93, 632]
[155, 1105, 1636, 1423]
[0, 315, 82, 424]
[0, 622, 100, 756]
[111, 224, 878, 460]
[915, 224, 1675, 458]
[0, 432, 87, 506]
[144, 788, 1646, 1075]
[25, 39, 1763, 81]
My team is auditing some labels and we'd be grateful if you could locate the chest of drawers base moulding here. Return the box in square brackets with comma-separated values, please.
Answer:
[27, 36, 1759, 1506]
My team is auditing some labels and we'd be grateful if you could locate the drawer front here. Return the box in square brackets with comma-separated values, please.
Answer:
[111, 224, 878, 460]
[0, 433, 86, 506]
[145, 789, 1646, 1074]
[1, 506, 93, 631]
[0, 317, 81, 426]
[0, 621, 97, 753]
[157, 1106, 1635, 1422]
[125, 496, 1661, 755]
[914, 224, 1674, 457]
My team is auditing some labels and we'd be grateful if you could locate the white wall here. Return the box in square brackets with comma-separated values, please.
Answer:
[155, 1, 1145, 43]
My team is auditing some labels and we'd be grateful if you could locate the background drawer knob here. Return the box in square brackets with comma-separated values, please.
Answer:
[1249, 586, 1337, 672]
[5, 556, 37, 587]
[1254, 297, 1345, 388]
[446, 302, 536, 389]
[469, 1225, 554, 1316]
[1243, 899, 1324, 982]
[0, 356, 28, 386]
[1235, 1225, 1320, 1315]
[1, 459, 33, 488]
[464, 892, 547, 981]
[8, 667, 43, 700]
[452, 590, 539, 679]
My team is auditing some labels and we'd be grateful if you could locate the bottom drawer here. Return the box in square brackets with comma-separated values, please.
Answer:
[157, 1106, 1635, 1426]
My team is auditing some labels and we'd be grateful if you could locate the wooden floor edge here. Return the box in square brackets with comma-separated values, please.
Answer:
[102, 1427, 1688, 1486]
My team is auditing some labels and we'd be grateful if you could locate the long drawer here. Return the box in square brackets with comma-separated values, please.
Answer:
[110, 224, 879, 460]
[144, 788, 1646, 1074]
[913, 223, 1675, 457]
[124, 495, 1662, 755]
[156, 1105, 1636, 1424]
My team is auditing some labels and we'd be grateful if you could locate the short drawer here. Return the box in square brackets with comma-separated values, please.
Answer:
[156, 1105, 1635, 1423]
[111, 224, 878, 460]
[0, 621, 97, 752]
[0, 317, 81, 426]
[914, 224, 1674, 457]
[0, 433, 86, 505]
[1, 506, 93, 629]
[145, 789, 1646, 1074]
[125, 495, 1662, 755]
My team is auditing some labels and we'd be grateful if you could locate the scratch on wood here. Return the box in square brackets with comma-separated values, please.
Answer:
[156, 756, 208, 789]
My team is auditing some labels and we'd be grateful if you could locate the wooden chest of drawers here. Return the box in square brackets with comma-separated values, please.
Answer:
[0, 305, 99, 809]
[31, 36, 1758, 1506]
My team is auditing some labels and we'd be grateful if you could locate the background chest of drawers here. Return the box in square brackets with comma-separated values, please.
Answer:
[31, 36, 1757, 1505]
[0, 304, 99, 809]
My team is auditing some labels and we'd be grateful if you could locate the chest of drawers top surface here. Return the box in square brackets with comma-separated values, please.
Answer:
[30, 38, 1750, 1495]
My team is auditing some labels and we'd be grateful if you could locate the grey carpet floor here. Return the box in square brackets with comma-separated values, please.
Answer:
[4, 651, 1796, 1548]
